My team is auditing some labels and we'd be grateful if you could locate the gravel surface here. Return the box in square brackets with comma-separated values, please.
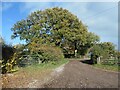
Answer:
[43, 60, 118, 88]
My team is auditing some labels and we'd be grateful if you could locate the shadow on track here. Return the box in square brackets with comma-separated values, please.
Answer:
[80, 59, 93, 65]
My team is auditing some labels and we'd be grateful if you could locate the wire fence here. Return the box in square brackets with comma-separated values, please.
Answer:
[18, 55, 42, 67]
[100, 59, 120, 66]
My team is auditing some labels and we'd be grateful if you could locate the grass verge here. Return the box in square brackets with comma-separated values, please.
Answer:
[2, 59, 69, 88]
[93, 64, 119, 72]
[20, 59, 69, 71]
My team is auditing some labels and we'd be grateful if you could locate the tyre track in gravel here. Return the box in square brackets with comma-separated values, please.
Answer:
[43, 60, 118, 88]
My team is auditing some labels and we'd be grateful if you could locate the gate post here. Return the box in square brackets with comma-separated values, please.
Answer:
[97, 57, 101, 64]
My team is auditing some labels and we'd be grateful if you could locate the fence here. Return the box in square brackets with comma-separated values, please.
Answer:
[100, 59, 120, 65]
[18, 55, 41, 67]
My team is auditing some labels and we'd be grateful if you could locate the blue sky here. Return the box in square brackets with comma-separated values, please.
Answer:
[1, 2, 118, 49]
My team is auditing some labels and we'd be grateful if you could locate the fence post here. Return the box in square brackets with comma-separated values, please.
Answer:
[97, 57, 101, 64]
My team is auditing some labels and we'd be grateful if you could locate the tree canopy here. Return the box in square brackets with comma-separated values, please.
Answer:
[11, 7, 100, 57]
[11, 7, 88, 45]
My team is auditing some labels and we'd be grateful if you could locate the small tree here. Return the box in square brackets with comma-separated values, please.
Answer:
[90, 42, 116, 64]
[90, 45, 103, 64]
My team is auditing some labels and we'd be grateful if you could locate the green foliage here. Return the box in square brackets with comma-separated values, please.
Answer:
[90, 42, 116, 64]
[11, 7, 89, 57]
[1, 36, 25, 74]
[90, 45, 102, 64]
[100, 42, 115, 56]
[109, 50, 120, 60]
[117, 51, 120, 60]
[76, 32, 100, 56]
[87, 32, 100, 44]
[28, 43, 64, 63]
[1, 39, 16, 73]
[11, 44, 26, 67]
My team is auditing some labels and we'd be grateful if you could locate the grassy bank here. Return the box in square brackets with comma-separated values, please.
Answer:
[93, 64, 119, 72]
[2, 59, 69, 88]
[20, 59, 69, 72]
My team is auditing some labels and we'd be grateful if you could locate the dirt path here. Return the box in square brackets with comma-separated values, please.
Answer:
[43, 60, 118, 88]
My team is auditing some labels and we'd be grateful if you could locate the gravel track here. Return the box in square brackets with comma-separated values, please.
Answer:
[43, 60, 118, 88]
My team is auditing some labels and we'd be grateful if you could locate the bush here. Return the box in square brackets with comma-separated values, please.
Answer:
[1, 44, 15, 74]
[18, 44, 64, 66]
[90, 44, 110, 64]
[1, 43, 25, 74]
[90, 45, 102, 64]
[90, 43, 116, 64]
[1, 41, 64, 73]
[31, 45, 64, 63]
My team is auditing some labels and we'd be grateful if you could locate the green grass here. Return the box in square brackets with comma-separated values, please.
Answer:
[94, 64, 119, 72]
[18, 59, 69, 73]
[12, 59, 69, 80]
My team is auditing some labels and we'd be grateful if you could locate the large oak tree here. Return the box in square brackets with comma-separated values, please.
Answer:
[11, 7, 99, 56]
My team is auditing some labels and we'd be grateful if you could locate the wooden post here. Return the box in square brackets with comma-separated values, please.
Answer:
[75, 49, 77, 57]
[97, 57, 101, 64]
[38, 59, 41, 64]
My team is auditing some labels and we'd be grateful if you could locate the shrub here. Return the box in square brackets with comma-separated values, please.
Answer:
[2, 44, 15, 74]
[1, 43, 25, 74]
[90, 45, 109, 64]
[117, 51, 120, 60]
[18, 43, 64, 66]
[90, 45, 102, 63]
[27, 44, 64, 64]
[90, 43, 115, 64]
